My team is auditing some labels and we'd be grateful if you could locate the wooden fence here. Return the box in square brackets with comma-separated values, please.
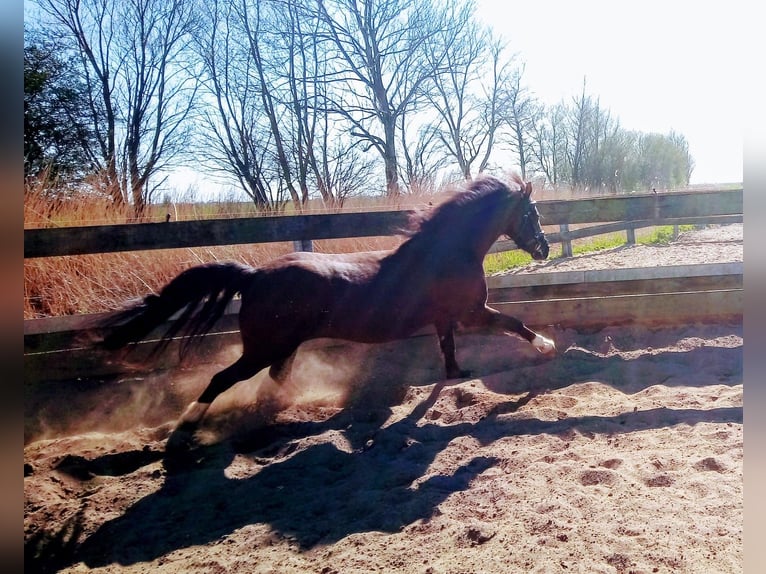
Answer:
[24, 188, 743, 382]
[24, 188, 742, 258]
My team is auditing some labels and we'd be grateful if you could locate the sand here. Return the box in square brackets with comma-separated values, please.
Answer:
[24, 224, 743, 574]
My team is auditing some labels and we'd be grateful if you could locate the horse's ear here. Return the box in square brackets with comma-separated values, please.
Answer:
[524, 181, 533, 197]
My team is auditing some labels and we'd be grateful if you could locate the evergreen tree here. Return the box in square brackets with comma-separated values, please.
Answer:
[24, 38, 97, 181]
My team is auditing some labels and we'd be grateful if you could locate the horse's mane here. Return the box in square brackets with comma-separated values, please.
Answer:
[404, 173, 526, 239]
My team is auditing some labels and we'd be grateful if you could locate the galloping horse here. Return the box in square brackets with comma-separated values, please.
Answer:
[97, 174, 555, 437]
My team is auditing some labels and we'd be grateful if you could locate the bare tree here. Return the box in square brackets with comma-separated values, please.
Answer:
[239, 0, 303, 206]
[281, 0, 375, 207]
[194, 0, 280, 208]
[499, 64, 540, 180]
[563, 78, 620, 188]
[566, 79, 590, 186]
[315, 0, 463, 196]
[580, 102, 620, 189]
[283, 0, 322, 206]
[669, 130, 695, 185]
[425, 18, 507, 181]
[561, 79, 625, 190]
[195, 0, 376, 209]
[530, 103, 567, 186]
[399, 115, 448, 192]
[317, 133, 379, 207]
[36, 0, 199, 217]
[475, 39, 510, 175]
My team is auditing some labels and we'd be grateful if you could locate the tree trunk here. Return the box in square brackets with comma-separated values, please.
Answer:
[383, 119, 399, 196]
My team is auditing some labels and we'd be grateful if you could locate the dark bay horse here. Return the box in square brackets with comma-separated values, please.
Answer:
[97, 174, 555, 436]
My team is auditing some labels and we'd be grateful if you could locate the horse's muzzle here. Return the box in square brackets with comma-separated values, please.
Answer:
[531, 240, 549, 260]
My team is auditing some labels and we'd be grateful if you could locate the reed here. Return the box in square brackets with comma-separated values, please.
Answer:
[24, 178, 429, 318]
[23, 175, 607, 319]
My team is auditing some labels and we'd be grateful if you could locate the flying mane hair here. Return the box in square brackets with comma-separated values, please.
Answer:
[403, 172, 528, 240]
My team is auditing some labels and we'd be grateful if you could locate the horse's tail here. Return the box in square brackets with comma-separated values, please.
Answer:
[95, 261, 255, 358]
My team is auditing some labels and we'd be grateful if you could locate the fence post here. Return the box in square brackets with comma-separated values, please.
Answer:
[293, 239, 314, 252]
[560, 223, 572, 258]
[626, 226, 636, 245]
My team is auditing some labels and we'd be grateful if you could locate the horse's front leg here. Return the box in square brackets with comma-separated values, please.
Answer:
[435, 320, 471, 379]
[466, 305, 556, 354]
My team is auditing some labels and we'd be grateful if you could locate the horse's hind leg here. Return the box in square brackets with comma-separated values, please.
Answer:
[176, 355, 265, 431]
[268, 349, 298, 384]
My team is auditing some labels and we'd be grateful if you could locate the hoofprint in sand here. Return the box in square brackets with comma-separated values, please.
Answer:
[25, 225, 743, 573]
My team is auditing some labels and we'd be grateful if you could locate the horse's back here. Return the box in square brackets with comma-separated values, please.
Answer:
[237, 249, 416, 343]
[256, 249, 388, 286]
[238, 250, 386, 331]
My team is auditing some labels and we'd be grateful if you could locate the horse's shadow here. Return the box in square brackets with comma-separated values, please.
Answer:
[72, 383, 498, 567]
[71, 403, 743, 569]
[58, 327, 742, 569]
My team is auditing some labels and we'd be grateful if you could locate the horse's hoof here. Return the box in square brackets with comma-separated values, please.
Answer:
[165, 425, 199, 453]
[446, 369, 471, 380]
[532, 335, 556, 355]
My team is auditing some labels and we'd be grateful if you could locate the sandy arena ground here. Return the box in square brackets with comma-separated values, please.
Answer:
[24, 224, 743, 574]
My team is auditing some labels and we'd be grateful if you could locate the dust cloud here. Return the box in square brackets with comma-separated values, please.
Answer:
[25, 339, 392, 445]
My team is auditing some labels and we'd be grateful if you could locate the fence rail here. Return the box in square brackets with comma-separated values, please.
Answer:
[24, 262, 743, 382]
[24, 188, 742, 259]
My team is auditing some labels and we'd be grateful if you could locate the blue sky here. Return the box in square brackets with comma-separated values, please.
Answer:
[475, 0, 744, 184]
[25, 0, 745, 192]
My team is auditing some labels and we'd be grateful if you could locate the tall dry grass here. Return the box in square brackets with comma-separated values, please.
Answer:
[24, 173, 591, 319]
[23, 177, 440, 319]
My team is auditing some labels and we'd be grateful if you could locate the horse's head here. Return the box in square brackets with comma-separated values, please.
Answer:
[403, 174, 549, 261]
[505, 181, 549, 261]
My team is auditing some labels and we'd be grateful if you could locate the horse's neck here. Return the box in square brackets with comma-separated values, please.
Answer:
[393, 194, 516, 266]
[459, 195, 517, 257]
[474, 222, 508, 258]
[469, 212, 511, 259]
[393, 222, 501, 270]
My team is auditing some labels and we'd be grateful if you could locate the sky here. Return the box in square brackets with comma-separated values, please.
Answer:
[24, 0, 745, 193]
[475, 0, 744, 184]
